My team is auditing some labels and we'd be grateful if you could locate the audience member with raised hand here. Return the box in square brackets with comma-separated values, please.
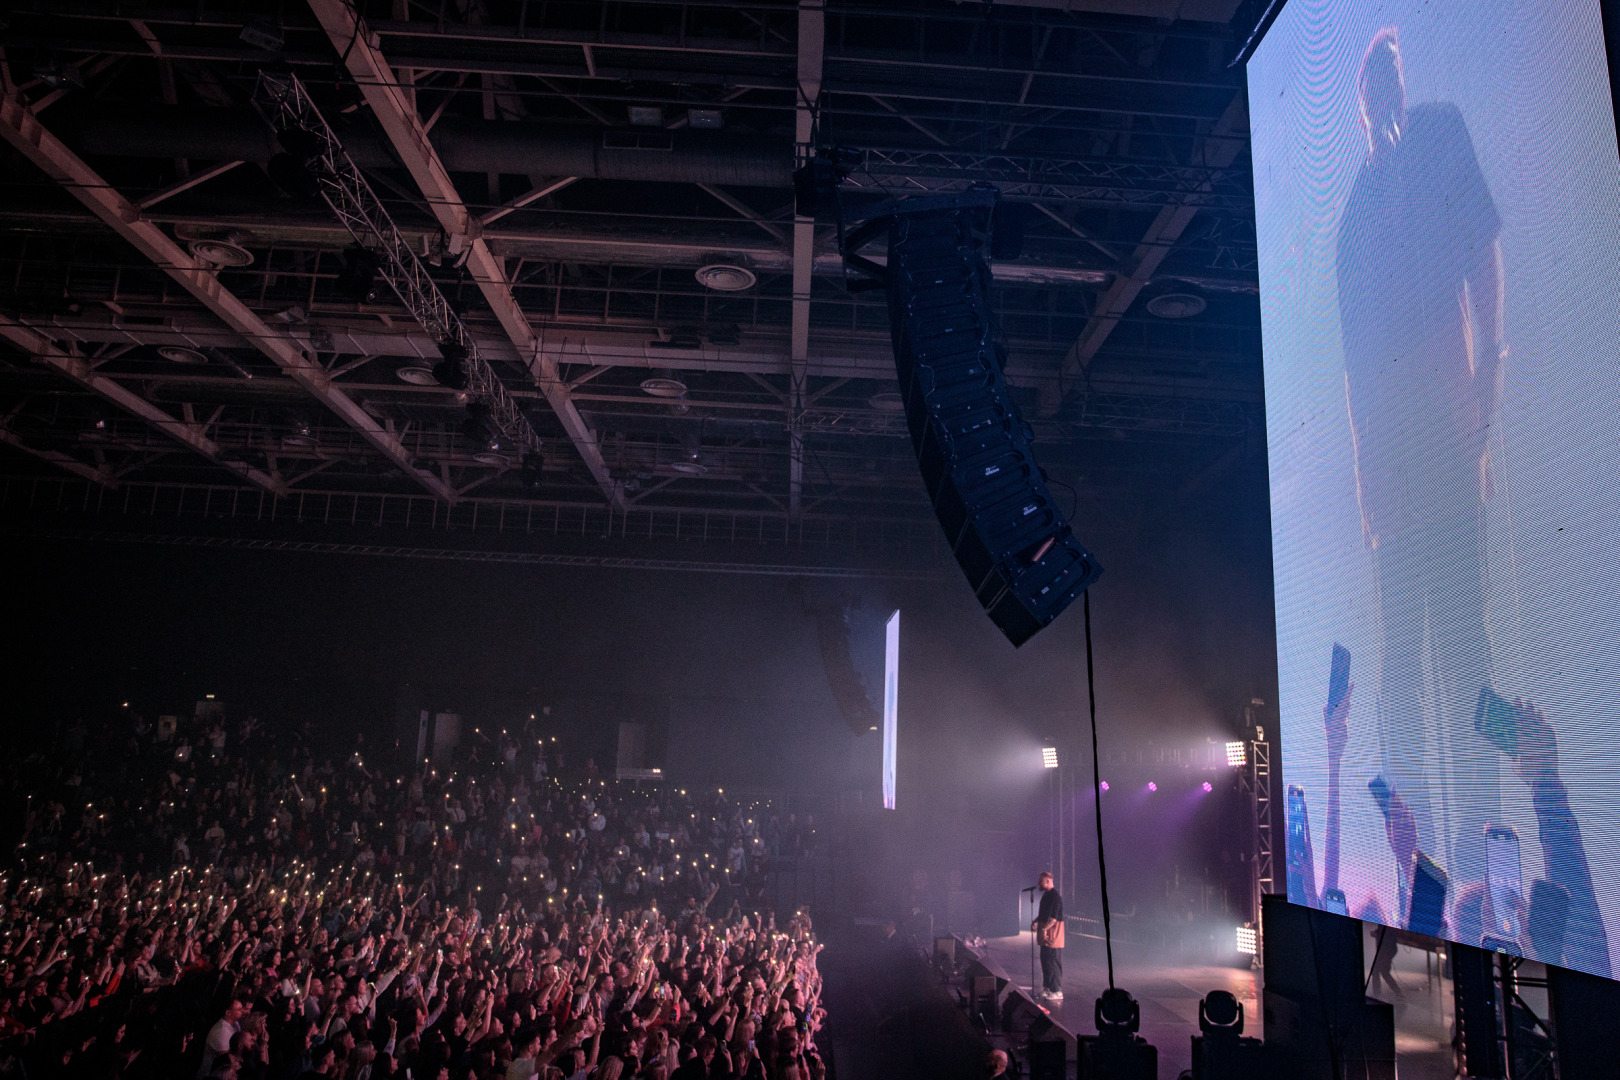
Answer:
[0, 706, 822, 1080]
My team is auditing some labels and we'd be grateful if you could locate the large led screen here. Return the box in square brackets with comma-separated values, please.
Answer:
[1251, 0, 1620, 977]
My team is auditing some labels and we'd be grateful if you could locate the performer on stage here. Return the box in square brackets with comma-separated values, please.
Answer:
[1032, 871, 1065, 1000]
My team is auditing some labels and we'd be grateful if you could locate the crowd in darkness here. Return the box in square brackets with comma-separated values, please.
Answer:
[0, 707, 825, 1080]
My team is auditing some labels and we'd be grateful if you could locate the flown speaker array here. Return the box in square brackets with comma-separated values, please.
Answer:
[840, 186, 1102, 646]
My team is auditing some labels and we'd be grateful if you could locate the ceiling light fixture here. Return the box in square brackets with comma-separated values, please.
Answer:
[283, 416, 316, 447]
[156, 346, 209, 365]
[395, 364, 438, 386]
[240, 16, 285, 52]
[695, 264, 756, 292]
[628, 106, 664, 127]
[1146, 292, 1206, 319]
[686, 108, 723, 130]
[188, 239, 255, 268]
[639, 373, 688, 398]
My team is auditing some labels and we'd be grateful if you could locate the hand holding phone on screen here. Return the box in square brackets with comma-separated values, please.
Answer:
[1474, 686, 1520, 757]
[1485, 825, 1524, 945]
[1324, 644, 1351, 759]
[1285, 785, 1319, 908]
[1408, 852, 1450, 938]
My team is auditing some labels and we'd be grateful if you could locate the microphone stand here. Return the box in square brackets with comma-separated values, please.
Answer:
[1023, 885, 1038, 997]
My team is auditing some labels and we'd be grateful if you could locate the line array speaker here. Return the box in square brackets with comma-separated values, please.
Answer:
[848, 187, 1101, 645]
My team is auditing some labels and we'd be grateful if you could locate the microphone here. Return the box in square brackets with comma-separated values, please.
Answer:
[1021, 885, 1040, 892]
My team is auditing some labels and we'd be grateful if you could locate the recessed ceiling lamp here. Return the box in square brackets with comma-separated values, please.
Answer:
[472, 451, 509, 466]
[1145, 292, 1206, 319]
[695, 264, 756, 292]
[670, 460, 708, 475]
[395, 364, 439, 386]
[188, 239, 255, 268]
[639, 373, 688, 398]
[869, 391, 905, 412]
[157, 345, 209, 365]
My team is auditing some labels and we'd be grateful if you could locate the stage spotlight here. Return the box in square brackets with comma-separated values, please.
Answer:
[1235, 925, 1257, 955]
[267, 153, 319, 198]
[1099, 781, 1109, 792]
[461, 404, 501, 451]
[1202, 781, 1213, 793]
[521, 451, 545, 491]
[1225, 740, 1247, 767]
[1041, 747, 1059, 769]
[34, 58, 84, 90]
[432, 340, 470, 390]
[336, 245, 379, 303]
[1146, 781, 1157, 792]
[1199, 990, 1244, 1035]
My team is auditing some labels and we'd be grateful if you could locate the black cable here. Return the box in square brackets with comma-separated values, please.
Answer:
[1083, 590, 1114, 992]
[1046, 477, 1080, 522]
[1362, 924, 1387, 997]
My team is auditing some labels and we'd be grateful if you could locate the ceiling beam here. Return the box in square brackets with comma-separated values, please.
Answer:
[27, 315, 1262, 403]
[1040, 92, 1249, 415]
[308, 0, 623, 509]
[0, 92, 456, 501]
[0, 424, 116, 486]
[0, 316, 289, 495]
[697, 184, 788, 245]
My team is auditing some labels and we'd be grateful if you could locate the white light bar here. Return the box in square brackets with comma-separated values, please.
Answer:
[1236, 926, 1258, 955]
[1042, 746, 1059, 769]
[1226, 740, 1247, 768]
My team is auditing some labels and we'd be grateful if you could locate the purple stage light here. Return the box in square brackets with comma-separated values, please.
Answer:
[1147, 781, 1157, 792]
[1099, 781, 1109, 792]
[1202, 781, 1213, 793]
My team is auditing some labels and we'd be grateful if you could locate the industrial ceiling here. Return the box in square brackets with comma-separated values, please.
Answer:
[0, 0, 1261, 571]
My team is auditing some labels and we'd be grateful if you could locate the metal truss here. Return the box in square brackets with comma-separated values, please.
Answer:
[1063, 392, 1256, 439]
[253, 72, 541, 458]
[0, 474, 947, 569]
[852, 147, 1253, 212]
[2, 527, 938, 580]
[1242, 698, 1275, 961]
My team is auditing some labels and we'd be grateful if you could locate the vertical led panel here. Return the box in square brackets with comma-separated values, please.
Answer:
[1251, 0, 1620, 978]
[883, 609, 899, 810]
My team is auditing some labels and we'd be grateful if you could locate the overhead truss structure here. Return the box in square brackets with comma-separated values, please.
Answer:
[0, 0, 1263, 565]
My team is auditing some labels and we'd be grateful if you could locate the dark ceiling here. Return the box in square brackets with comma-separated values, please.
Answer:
[0, 0, 1263, 571]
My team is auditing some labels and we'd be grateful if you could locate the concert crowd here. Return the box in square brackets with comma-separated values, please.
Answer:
[0, 706, 825, 1080]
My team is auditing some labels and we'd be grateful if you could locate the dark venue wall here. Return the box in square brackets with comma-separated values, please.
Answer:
[0, 456, 1275, 935]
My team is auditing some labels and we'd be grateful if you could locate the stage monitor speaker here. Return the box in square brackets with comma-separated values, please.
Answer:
[851, 188, 1101, 646]
[967, 974, 999, 1031]
[1027, 1038, 1065, 1080]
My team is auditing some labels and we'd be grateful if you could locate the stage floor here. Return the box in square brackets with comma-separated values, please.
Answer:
[983, 931, 1458, 1079]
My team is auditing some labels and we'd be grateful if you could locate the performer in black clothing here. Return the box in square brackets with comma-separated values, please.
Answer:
[1337, 25, 1504, 885]
[1032, 871, 1065, 999]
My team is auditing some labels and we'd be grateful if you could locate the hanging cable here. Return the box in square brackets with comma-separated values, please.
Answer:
[1084, 589, 1115, 991]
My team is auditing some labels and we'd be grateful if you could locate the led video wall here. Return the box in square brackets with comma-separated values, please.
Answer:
[1251, 0, 1620, 977]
